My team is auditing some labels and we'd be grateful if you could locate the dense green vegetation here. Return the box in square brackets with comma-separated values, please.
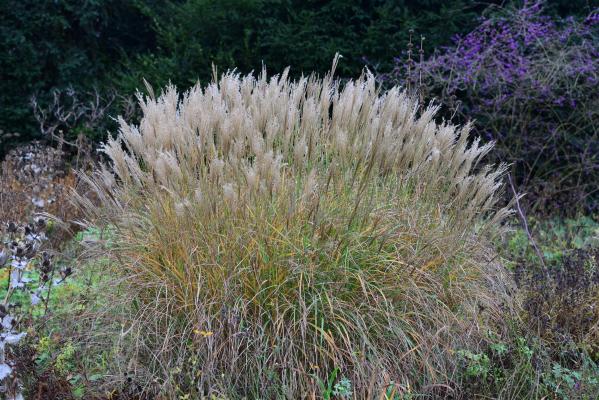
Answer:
[1, 0, 594, 149]
[0, 0, 155, 140]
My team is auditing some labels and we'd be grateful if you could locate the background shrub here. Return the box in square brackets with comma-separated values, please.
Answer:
[385, 1, 599, 214]
[2, 0, 594, 156]
[0, 0, 155, 153]
[117, 0, 497, 90]
[0, 143, 80, 234]
[516, 248, 599, 360]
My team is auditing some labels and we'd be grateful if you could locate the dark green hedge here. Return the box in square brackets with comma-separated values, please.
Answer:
[0, 0, 593, 150]
[0, 0, 155, 146]
[115, 0, 498, 92]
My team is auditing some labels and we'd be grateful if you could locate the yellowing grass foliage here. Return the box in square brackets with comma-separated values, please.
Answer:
[78, 59, 515, 398]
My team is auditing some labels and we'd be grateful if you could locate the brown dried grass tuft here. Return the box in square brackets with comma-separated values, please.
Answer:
[0, 142, 86, 246]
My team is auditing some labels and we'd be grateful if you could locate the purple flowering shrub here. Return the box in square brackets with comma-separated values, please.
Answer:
[387, 1, 598, 214]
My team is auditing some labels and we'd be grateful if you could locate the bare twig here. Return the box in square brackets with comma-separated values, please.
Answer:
[508, 173, 548, 275]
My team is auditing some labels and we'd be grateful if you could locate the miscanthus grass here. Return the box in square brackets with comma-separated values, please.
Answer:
[77, 58, 516, 398]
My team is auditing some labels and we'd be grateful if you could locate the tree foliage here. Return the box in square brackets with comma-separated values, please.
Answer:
[0, 0, 154, 145]
[0, 0, 594, 148]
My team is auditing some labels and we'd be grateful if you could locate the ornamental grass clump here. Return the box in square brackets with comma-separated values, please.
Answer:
[78, 60, 515, 398]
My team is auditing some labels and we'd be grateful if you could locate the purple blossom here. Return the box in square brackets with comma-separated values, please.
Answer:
[385, 0, 599, 212]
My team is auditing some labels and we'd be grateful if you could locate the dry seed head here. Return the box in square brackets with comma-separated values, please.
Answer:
[89, 65, 509, 230]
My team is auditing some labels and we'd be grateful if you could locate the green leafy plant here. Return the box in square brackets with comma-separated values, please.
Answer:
[315, 367, 338, 400]
[543, 359, 599, 400]
[457, 350, 491, 380]
[332, 376, 352, 399]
